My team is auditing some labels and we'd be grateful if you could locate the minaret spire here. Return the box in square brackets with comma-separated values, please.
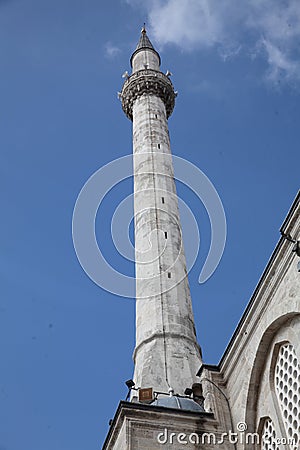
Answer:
[130, 25, 161, 69]
[121, 29, 202, 401]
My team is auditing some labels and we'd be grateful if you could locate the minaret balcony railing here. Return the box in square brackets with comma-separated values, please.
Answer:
[121, 69, 176, 120]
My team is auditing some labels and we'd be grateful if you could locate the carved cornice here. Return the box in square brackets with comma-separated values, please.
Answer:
[121, 69, 176, 120]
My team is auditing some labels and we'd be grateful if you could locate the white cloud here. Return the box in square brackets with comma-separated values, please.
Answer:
[127, 0, 300, 85]
[104, 42, 121, 59]
[148, 0, 225, 48]
[260, 38, 300, 84]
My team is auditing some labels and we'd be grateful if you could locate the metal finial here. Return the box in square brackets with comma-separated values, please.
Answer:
[141, 23, 146, 34]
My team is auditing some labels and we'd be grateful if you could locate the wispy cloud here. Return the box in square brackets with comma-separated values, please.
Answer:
[126, 0, 300, 86]
[104, 42, 121, 59]
[259, 38, 300, 85]
[219, 44, 242, 62]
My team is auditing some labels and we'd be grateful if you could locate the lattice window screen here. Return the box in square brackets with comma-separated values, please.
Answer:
[261, 418, 279, 450]
[275, 343, 300, 449]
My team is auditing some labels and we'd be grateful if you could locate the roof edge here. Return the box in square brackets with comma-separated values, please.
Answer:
[218, 190, 300, 370]
[102, 400, 213, 449]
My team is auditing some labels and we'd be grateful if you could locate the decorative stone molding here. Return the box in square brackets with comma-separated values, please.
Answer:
[132, 331, 201, 363]
[121, 69, 176, 120]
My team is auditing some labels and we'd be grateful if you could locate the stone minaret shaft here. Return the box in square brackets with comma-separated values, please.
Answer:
[121, 28, 202, 396]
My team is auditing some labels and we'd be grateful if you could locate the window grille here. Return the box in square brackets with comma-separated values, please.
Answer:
[274, 343, 300, 449]
[261, 418, 279, 450]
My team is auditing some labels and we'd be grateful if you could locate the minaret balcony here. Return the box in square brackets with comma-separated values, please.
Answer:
[121, 69, 176, 120]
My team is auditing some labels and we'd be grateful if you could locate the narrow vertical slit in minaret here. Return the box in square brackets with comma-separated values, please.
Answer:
[157, 143, 160, 149]
[168, 272, 171, 278]
[161, 197, 165, 204]
[155, 114, 158, 118]
[164, 231, 168, 239]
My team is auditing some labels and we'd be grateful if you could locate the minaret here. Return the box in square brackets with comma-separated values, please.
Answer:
[102, 28, 232, 450]
[121, 27, 202, 397]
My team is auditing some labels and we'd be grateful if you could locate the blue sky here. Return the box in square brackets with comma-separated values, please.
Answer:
[1, 1, 299, 449]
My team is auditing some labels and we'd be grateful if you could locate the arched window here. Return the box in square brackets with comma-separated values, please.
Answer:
[274, 343, 300, 449]
[261, 418, 279, 450]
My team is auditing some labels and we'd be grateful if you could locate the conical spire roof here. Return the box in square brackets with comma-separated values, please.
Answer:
[135, 25, 155, 51]
[130, 26, 161, 67]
